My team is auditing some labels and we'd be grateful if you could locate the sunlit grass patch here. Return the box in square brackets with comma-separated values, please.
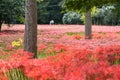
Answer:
[98, 32, 106, 35]
[0, 42, 6, 50]
[49, 35, 62, 39]
[37, 45, 56, 58]
[66, 32, 84, 36]
[0, 43, 12, 52]
[116, 31, 120, 34]
[66, 32, 84, 40]
[0, 51, 11, 60]
[37, 44, 67, 59]
[37, 50, 56, 59]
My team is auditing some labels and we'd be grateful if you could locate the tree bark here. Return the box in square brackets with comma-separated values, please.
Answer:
[0, 21, 3, 32]
[85, 9, 92, 39]
[24, 0, 37, 58]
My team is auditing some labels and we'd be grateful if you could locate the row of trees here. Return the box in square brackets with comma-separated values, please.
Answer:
[63, 5, 120, 25]
[0, 0, 63, 25]
[0, 0, 120, 27]
[92, 6, 119, 25]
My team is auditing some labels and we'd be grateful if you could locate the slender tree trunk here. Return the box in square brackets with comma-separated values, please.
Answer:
[24, 0, 37, 58]
[0, 21, 3, 32]
[85, 9, 92, 39]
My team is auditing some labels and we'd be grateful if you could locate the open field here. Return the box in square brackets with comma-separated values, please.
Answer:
[1, 24, 120, 48]
[0, 24, 120, 80]
[2, 24, 120, 32]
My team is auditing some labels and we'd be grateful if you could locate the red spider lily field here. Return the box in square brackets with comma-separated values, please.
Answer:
[0, 24, 120, 80]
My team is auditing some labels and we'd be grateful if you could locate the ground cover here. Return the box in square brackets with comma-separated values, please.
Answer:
[0, 25, 120, 80]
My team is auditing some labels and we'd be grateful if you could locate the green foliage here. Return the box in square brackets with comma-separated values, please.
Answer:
[0, 0, 120, 25]
[92, 6, 120, 25]
[80, 7, 99, 23]
[63, 0, 119, 12]
[62, 0, 120, 25]
[37, 0, 43, 3]
[0, 42, 6, 49]
[66, 32, 84, 36]
[37, 0, 63, 24]
[112, 2, 120, 25]
[62, 12, 83, 24]
[37, 50, 56, 58]
[0, 0, 25, 25]
[0, 51, 11, 60]
[7, 68, 30, 80]
[37, 47, 56, 58]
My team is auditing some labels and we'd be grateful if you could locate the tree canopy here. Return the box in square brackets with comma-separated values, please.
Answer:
[37, 0, 63, 24]
[0, 0, 24, 24]
[64, 0, 120, 12]
[0, 0, 24, 31]
[0, 0, 120, 26]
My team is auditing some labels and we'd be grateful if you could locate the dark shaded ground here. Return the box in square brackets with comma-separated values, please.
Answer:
[0, 30, 24, 35]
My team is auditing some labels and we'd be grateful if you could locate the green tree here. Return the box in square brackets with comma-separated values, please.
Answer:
[37, 0, 63, 24]
[112, 2, 120, 25]
[62, 12, 83, 24]
[92, 5, 120, 25]
[63, 0, 120, 39]
[0, 0, 24, 32]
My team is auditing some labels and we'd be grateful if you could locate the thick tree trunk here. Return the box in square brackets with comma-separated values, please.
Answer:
[24, 0, 37, 58]
[85, 9, 92, 39]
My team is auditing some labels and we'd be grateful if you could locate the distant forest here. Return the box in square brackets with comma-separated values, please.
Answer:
[0, 0, 120, 25]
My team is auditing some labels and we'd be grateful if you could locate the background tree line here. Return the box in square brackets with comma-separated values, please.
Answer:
[0, 0, 120, 27]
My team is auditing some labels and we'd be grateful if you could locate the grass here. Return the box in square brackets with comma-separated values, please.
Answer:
[0, 42, 6, 50]
[37, 51, 56, 59]
[98, 32, 106, 35]
[37, 47, 56, 59]
[116, 31, 120, 34]
[66, 32, 84, 36]
[0, 53, 11, 60]
[7, 69, 30, 80]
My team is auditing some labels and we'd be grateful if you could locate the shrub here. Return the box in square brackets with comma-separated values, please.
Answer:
[62, 12, 83, 24]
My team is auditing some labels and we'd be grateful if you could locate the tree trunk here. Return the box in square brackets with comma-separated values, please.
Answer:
[24, 0, 37, 58]
[85, 9, 92, 39]
[0, 21, 3, 32]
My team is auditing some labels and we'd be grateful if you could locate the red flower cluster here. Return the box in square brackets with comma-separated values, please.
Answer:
[0, 45, 120, 80]
[0, 25, 120, 80]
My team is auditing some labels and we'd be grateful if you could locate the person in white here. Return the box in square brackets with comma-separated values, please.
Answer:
[50, 20, 54, 25]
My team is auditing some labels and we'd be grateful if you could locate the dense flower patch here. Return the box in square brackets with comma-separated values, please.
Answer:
[0, 25, 120, 80]
[0, 45, 120, 80]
